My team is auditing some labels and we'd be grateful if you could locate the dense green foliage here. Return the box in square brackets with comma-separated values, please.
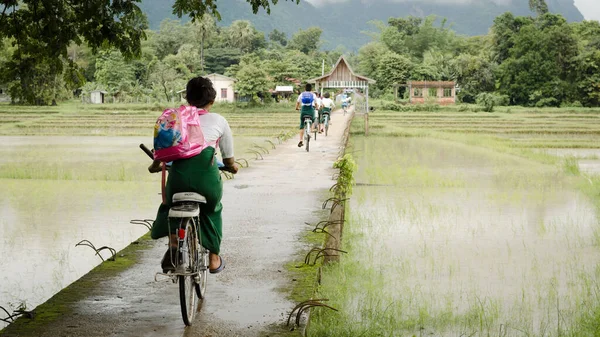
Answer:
[0, 0, 598, 108]
[0, 0, 295, 105]
[355, 13, 600, 107]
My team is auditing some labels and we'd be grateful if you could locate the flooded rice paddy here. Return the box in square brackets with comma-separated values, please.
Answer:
[0, 132, 289, 329]
[0, 136, 159, 328]
[311, 136, 600, 336]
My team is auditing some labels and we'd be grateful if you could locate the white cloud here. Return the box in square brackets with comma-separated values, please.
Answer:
[305, 0, 600, 21]
[305, 0, 514, 6]
[574, 0, 600, 21]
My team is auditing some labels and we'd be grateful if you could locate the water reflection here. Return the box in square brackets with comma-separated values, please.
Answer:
[346, 137, 600, 335]
[0, 136, 159, 328]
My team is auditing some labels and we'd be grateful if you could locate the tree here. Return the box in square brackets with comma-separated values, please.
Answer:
[0, 0, 147, 104]
[374, 52, 412, 91]
[451, 54, 496, 103]
[204, 48, 243, 74]
[234, 59, 270, 104]
[357, 42, 388, 79]
[192, 14, 218, 73]
[496, 14, 578, 106]
[172, 0, 299, 21]
[152, 19, 191, 60]
[288, 27, 323, 54]
[223, 20, 265, 54]
[94, 50, 137, 93]
[269, 29, 288, 47]
[529, 0, 549, 17]
[0, 0, 296, 105]
[147, 59, 186, 102]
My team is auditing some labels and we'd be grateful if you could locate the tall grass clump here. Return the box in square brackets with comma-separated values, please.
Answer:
[563, 156, 580, 175]
[333, 154, 356, 196]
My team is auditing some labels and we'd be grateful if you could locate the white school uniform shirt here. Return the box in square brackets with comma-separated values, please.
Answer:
[199, 113, 234, 159]
[321, 98, 335, 109]
[314, 97, 322, 117]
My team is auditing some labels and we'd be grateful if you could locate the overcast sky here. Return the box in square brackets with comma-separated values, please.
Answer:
[574, 0, 600, 20]
[306, 0, 600, 21]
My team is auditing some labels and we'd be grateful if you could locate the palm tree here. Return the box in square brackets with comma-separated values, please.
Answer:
[193, 14, 217, 74]
[227, 20, 256, 53]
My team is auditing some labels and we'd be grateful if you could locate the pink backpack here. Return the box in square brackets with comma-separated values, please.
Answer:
[153, 105, 209, 162]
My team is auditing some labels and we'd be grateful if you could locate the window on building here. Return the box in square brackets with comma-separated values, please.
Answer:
[413, 88, 423, 97]
[221, 88, 227, 99]
[443, 88, 452, 97]
[428, 88, 437, 98]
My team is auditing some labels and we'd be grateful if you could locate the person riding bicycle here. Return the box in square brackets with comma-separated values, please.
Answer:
[295, 83, 318, 148]
[319, 92, 335, 133]
[341, 93, 349, 111]
[148, 76, 238, 274]
[314, 92, 323, 132]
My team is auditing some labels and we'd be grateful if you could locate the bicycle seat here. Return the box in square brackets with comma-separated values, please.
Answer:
[169, 203, 200, 218]
[172, 192, 207, 204]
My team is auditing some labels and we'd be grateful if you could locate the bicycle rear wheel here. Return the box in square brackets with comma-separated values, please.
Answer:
[305, 122, 311, 152]
[325, 116, 329, 137]
[195, 241, 209, 299]
[178, 218, 199, 326]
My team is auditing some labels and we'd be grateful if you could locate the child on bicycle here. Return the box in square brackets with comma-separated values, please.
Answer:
[149, 76, 238, 274]
[295, 83, 318, 148]
[319, 92, 335, 133]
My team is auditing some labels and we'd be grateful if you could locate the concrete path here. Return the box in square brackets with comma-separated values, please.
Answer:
[1, 111, 351, 337]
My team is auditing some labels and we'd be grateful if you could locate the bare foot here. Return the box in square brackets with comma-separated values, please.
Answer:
[209, 252, 222, 270]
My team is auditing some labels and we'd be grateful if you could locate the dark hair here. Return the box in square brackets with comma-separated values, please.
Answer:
[186, 76, 216, 108]
[305, 83, 312, 92]
[324, 92, 330, 98]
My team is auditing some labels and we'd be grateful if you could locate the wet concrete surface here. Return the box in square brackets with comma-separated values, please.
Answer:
[0, 111, 351, 337]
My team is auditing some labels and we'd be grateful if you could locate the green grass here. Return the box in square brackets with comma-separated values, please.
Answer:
[310, 104, 600, 336]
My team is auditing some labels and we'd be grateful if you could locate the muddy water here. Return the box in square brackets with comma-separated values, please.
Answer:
[346, 137, 600, 335]
[0, 136, 159, 327]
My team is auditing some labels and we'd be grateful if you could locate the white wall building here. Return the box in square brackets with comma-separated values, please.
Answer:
[90, 90, 107, 104]
[205, 73, 236, 103]
[0, 86, 10, 102]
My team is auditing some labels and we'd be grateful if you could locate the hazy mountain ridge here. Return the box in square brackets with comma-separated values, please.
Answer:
[138, 0, 584, 50]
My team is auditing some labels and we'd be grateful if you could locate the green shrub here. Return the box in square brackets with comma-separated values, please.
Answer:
[476, 92, 495, 112]
[493, 94, 510, 106]
[535, 97, 559, 107]
[560, 101, 583, 108]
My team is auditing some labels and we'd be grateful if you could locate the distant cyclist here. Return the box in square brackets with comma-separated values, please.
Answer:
[295, 83, 318, 148]
[319, 92, 335, 133]
[314, 92, 323, 133]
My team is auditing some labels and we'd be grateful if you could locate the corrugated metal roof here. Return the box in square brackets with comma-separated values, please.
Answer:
[275, 86, 294, 92]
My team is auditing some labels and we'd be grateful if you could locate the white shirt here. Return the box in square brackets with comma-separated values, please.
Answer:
[199, 113, 234, 159]
[321, 98, 335, 109]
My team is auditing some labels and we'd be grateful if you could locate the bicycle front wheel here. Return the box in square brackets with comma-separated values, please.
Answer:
[178, 218, 198, 326]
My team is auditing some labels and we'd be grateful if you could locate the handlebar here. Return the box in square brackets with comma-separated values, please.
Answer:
[140, 144, 154, 160]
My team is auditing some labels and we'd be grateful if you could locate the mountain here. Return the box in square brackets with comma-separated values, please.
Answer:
[138, 0, 585, 50]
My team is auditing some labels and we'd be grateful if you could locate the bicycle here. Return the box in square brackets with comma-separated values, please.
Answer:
[321, 111, 331, 137]
[303, 116, 312, 152]
[342, 103, 348, 116]
[140, 144, 225, 326]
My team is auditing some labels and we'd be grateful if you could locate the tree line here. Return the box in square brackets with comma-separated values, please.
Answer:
[0, 0, 598, 107]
